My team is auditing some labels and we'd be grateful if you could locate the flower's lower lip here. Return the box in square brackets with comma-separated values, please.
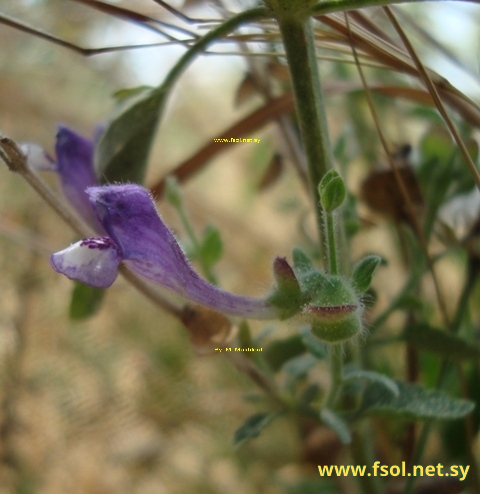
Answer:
[304, 304, 358, 319]
[51, 236, 122, 288]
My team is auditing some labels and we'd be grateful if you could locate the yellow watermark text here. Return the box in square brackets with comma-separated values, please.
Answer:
[318, 462, 469, 482]
[213, 137, 261, 144]
[214, 347, 263, 353]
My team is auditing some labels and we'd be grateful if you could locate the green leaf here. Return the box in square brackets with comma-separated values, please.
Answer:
[69, 282, 105, 320]
[199, 225, 223, 270]
[351, 255, 382, 293]
[233, 412, 280, 448]
[318, 169, 346, 212]
[264, 334, 306, 372]
[395, 293, 424, 312]
[299, 383, 321, 406]
[320, 408, 351, 444]
[441, 364, 480, 461]
[404, 324, 480, 360]
[342, 193, 360, 238]
[360, 380, 474, 420]
[417, 128, 457, 237]
[112, 85, 152, 101]
[282, 354, 317, 380]
[292, 247, 314, 277]
[95, 86, 165, 184]
[448, 141, 477, 197]
[300, 327, 328, 360]
[419, 128, 454, 167]
[343, 369, 399, 397]
[238, 320, 254, 350]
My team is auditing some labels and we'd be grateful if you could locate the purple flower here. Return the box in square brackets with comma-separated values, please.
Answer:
[25, 125, 102, 232]
[51, 184, 278, 319]
[55, 126, 105, 234]
[54, 126, 100, 231]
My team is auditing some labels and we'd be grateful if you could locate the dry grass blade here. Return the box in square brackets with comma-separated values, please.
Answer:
[393, 6, 480, 83]
[0, 12, 88, 55]
[316, 12, 480, 128]
[69, 0, 199, 40]
[380, 10, 480, 491]
[383, 6, 480, 192]
[343, 13, 450, 329]
[152, 0, 213, 24]
[0, 12, 193, 55]
[348, 10, 398, 47]
[232, 33, 309, 194]
[148, 77, 475, 201]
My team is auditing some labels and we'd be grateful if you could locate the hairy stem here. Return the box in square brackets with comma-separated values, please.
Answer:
[325, 211, 340, 275]
[323, 344, 344, 408]
[275, 12, 334, 249]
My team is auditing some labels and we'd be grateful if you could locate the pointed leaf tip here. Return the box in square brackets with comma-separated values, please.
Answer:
[269, 257, 303, 319]
[351, 255, 382, 293]
[292, 247, 314, 278]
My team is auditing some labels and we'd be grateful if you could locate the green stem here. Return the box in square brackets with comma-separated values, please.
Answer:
[350, 422, 382, 494]
[161, 7, 268, 91]
[403, 259, 480, 494]
[325, 211, 339, 275]
[323, 344, 344, 408]
[275, 12, 334, 248]
[177, 207, 217, 284]
[178, 207, 200, 252]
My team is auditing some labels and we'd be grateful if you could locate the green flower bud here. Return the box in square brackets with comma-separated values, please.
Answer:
[304, 276, 363, 344]
[268, 257, 305, 320]
[318, 169, 346, 213]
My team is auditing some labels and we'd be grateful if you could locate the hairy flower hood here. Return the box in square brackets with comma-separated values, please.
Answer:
[51, 184, 277, 319]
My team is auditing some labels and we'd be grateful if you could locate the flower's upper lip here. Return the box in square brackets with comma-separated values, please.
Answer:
[55, 125, 103, 233]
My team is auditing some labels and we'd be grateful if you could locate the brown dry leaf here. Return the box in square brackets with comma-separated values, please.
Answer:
[300, 422, 343, 467]
[234, 72, 258, 107]
[181, 305, 233, 355]
[267, 62, 291, 83]
[361, 162, 423, 227]
[257, 153, 284, 191]
[465, 213, 480, 272]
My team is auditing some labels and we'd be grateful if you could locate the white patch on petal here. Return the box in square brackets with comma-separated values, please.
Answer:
[51, 237, 121, 288]
[21, 143, 56, 171]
